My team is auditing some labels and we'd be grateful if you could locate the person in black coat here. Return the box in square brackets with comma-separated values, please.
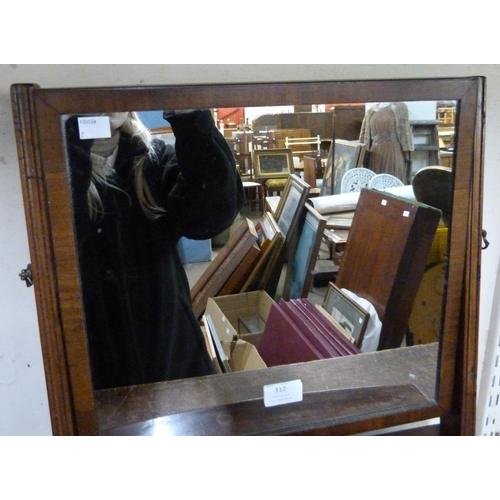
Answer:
[65, 110, 244, 390]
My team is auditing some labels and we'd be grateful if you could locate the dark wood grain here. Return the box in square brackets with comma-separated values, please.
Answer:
[101, 384, 434, 436]
[95, 343, 439, 434]
[335, 189, 441, 350]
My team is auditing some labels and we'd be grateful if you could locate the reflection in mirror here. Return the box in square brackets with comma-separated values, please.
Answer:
[62, 109, 245, 390]
[11, 77, 483, 435]
[63, 100, 456, 391]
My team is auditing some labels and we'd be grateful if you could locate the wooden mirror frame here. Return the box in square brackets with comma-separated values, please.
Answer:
[11, 77, 485, 436]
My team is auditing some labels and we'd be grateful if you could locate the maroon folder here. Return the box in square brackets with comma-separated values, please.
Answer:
[258, 302, 324, 367]
[279, 300, 340, 358]
[296, 299, 360, 356]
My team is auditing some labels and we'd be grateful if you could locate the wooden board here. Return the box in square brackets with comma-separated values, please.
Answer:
[335, 188, 441, 350]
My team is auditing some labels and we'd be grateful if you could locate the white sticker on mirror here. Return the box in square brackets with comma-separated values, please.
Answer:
[77, 116, 111, 140]
[263, 379, 303, 407]
[403, 210, 410, 217]
[381, 199, 387, 206]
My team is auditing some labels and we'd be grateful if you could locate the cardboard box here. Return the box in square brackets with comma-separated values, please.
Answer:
[204, 291, 274, 371]
[222, 340, 267, 371]
[205, 291, 274, 345]
[201, 315, 267, 373]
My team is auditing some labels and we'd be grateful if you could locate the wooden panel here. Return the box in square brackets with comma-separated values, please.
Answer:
[329, 105, 365, 140]
[335, 189, 441, 350]
[101, 385, 433, 436]
[302, 155, 322, 188]
[95, 343, 439, 435]
[269, 128, 311, 149]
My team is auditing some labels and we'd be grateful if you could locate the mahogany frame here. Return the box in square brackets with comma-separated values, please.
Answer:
[10, 77, 485, 435]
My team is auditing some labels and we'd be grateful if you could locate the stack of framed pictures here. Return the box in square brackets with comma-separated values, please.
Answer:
[191, 218, 260, 319]
[256, 174, 311, 298]
[190, 174, 316, 318]
[240, 212, 285, 293]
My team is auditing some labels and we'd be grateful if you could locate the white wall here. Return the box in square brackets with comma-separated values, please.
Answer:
[1, 64, 499, 435]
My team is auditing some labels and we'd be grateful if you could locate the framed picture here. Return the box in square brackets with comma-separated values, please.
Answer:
[320, 140, 366, 196]
[247, 211, 284, 293]
[191, 218, 259, 319]
[282, 204, 327, 300]
[320, 140, 335, 196]
[322, 282, 370, 348]
[258, 211, 281, 242]
[274, 174, 311, 239]
[253, 148, 294, 181]
[241, 230, 285, 293]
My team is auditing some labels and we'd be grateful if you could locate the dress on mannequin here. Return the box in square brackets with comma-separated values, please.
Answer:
[359, 102, 414, 183]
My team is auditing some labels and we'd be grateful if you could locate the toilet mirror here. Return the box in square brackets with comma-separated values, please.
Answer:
[11, 77, 484, 435]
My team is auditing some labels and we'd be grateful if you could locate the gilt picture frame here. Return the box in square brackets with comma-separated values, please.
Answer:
[259, 211, 281, 242]
[274, 174, 311, 238]
[253, 148, 294, 181]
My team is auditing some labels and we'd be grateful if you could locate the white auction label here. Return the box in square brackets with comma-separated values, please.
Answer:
[263, 379, 303, 408]
[77, 116, 112, 140]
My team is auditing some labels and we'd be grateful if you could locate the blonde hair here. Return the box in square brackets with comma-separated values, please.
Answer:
[88, 112, 166, 220]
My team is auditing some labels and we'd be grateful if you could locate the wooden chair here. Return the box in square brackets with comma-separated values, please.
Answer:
[263, 177, 290, 197]
[302, 154, 324, 197]
[252, 131, 276, 150]
[253, 148, 295, 198]
[226, 136, 264, 213]
[225, 137, 248, 175]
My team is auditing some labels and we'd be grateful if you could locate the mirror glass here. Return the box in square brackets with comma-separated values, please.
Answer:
[12, 77, 483, 435]
[62, 99, 456, 391]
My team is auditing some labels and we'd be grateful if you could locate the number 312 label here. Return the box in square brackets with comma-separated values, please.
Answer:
[263, 379, 303, 408]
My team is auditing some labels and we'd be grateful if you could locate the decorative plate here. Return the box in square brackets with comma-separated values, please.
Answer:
[340, 168, 376, 193]
[368, 173, 405, 190]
